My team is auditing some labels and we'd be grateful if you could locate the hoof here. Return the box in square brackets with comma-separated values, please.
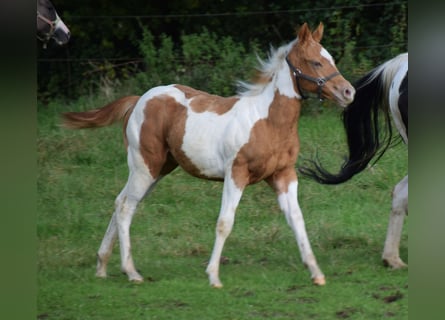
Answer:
[130, 278, 144, 284]
[207, 272, 223, 288]
[211, 282, 223, 289]
[383, 257, 407, 269]
[96, 262, 107, 278]
[127, 270, 144, 283]
[313, 276, 326, 286]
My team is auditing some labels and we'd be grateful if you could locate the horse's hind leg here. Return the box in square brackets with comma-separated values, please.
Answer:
[96, 148, 160, 282]
[117, 171, 157, 282]
[382, 175, 408, 268]
[96, 195, 120, 278]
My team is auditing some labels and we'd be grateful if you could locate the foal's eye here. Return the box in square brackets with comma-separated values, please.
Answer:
[311, 61, 323, 68]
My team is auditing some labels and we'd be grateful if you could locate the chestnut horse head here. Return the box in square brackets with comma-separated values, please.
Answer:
[286, 22, 354, 106]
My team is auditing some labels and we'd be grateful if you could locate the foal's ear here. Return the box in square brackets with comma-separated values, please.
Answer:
[312, 22, 324, 43]
[297, 22, 311, 43]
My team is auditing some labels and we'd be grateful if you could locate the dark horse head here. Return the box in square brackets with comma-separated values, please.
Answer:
[37, 0, 70, 48]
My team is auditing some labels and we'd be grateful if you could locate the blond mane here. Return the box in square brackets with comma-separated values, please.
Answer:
[237, 40, 296, 96]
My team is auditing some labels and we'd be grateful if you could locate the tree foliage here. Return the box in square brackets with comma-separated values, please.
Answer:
[37, 0, 407, 102]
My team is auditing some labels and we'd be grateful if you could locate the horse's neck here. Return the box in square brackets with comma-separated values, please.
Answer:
[255, 72, 301, 127]
[267, 92, 301, 128]
[236, 62, 300, 129]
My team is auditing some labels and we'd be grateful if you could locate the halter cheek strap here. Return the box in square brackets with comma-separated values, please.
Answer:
[37, 11, 59, 48]
[285, 56, 340, 100]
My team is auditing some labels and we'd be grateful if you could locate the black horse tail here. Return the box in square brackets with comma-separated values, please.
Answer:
[299, 65, 394, 184]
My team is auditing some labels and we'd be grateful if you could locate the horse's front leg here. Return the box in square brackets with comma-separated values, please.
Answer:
[267, 169, 325, 285]
[382, 175, 408, 268]
[206, 176, 244, 288]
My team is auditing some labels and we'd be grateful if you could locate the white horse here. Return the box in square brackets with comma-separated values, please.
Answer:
[62, 23, 355, 287]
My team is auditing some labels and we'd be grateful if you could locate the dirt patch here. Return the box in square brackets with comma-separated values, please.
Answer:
[383, 291, 404, 303]
[372, 287, 404, 303]
[335, 307, 357, 319]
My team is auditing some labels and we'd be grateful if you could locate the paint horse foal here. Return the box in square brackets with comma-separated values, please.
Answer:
[63, 23, 355, 287]
[301, 53, 408, 268]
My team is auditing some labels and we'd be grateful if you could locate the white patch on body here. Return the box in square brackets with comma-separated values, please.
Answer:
[181, 85, 276, 178]
[276, 61, 299, 98]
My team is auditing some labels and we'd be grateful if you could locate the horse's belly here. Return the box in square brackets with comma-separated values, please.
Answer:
[179, 142, 226, 179]
[179, 109, 251, 179]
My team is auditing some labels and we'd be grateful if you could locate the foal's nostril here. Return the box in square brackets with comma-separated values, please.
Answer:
[343, 87, 355, 100]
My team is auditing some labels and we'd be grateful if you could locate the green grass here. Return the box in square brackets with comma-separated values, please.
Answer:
[38, 99, 408, 319]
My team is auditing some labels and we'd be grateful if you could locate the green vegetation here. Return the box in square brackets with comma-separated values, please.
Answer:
[38, 97, 407, 319]
[37, 1, 407, 101]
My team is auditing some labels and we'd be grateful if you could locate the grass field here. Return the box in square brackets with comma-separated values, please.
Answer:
[37, 98, 408, 319]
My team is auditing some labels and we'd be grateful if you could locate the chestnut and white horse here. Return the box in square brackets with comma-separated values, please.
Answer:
[62, 23, 355, 287]
[301, 53, 408, 268]
[37, 0, 70, 48]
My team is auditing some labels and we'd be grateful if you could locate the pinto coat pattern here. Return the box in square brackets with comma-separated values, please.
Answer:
[62, 23, 355, 287]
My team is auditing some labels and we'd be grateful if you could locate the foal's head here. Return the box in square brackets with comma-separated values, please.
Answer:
[286, 23, 354, 106]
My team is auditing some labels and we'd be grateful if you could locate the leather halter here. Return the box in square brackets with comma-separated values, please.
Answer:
[285, 56, 340, 100]
[37, 10, 59, 47]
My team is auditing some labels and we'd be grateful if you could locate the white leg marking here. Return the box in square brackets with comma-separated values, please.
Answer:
[382, 175, 408, 268]
[96, 198, 119, 278]
[206, 176, 244, 288]
[97, 147, 157, 282]
[278, 181, 325, 285]
[116, 182, 144, 282]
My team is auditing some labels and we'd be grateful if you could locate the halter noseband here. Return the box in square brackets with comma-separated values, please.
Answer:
[37, 10, 59, 48]
[285, 56, 340, 100]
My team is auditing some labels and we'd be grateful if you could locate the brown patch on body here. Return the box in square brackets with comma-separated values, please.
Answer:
[174, 84, 238, 115]
[138, 90, 225, 180]
[231, 92, 301, 190]
[138, 95, 183, 178]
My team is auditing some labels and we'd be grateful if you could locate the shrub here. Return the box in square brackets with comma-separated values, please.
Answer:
[136, 26, 259, 96]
